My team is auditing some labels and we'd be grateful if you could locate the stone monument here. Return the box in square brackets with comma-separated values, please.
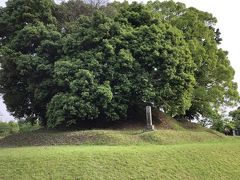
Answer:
[145, 106, 154, 131]
[233, 129, 236, 136]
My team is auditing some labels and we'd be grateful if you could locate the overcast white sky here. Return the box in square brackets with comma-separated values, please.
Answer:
[0, 0, 239, 121]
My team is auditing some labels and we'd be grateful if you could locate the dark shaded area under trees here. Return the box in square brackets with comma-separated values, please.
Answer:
[0, 0, 239, 129]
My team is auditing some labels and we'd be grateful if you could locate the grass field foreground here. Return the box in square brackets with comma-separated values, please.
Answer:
[0, 139, 240, 180]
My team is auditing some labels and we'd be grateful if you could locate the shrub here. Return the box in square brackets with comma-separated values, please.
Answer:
[0, 120, 41, 137]
[18, 121, 41, 133]
[0, 121, 19, 136]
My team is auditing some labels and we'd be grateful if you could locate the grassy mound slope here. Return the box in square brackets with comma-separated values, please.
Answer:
[1, 139, 240, 179]
[0, 129, 225, 147]
[0, 111, 226, 147]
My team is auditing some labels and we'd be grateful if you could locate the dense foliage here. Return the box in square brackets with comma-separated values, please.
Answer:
[146, 1, 239, 121]
[0, 121, 19, 136]
[229, 107, 240, 129]
[0, 120, 40, 136]
[0, 0, 239, 128]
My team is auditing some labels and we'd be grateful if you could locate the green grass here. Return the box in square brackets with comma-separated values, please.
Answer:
[0, 111, 221, 147]
[0, 117, 238, 179]
[0, 138, 240, 180]
[0, 129, 225, 147]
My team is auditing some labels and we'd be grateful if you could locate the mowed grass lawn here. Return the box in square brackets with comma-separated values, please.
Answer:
[0, 138, 240, 180]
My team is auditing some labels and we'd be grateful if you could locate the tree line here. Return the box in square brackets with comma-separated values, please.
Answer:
[0, 0, 239, 129]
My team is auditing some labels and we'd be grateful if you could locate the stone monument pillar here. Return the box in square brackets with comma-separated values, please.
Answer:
[145, 106, 154, 131]
[233, 129, 236, 136]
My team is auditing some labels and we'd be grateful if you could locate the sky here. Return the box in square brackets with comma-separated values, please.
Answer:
[0, 0, 239, 121]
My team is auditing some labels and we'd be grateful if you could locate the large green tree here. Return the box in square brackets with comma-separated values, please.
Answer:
[0, 0, 59, 126]
[46, 3, 195, 127]
[0, 0, 238, 128]
[147, 1, 239, 121]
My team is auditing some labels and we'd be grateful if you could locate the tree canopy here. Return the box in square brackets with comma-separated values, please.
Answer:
[0, 0, 239, 128]
[147, 1, 239, 121]
[229, 107, 240, 129]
